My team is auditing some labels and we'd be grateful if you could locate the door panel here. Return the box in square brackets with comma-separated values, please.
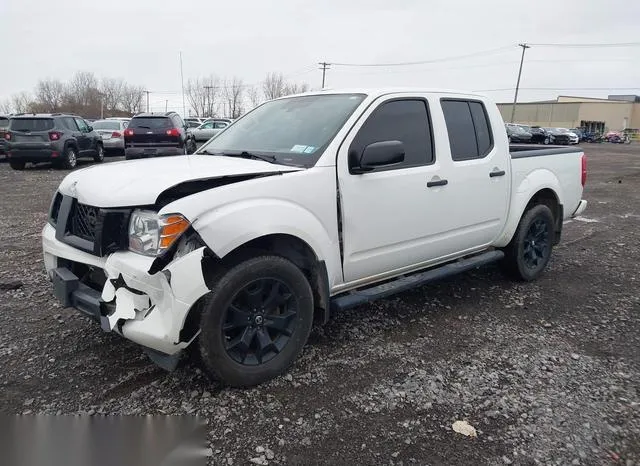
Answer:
[338, 95, 454, 283]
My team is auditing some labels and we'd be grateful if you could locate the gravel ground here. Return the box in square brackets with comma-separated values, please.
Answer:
[0, 144, 638, 465]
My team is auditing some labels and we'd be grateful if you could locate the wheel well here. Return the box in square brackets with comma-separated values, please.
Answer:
[64, 141, 78, 152]
[225, 234, 331, 324]
[525, 188, 563, 244]
[180, 234, 331, 343]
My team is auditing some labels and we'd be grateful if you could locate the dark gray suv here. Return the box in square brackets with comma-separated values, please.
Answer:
[5, 113, 105, 170]
[123, 111, 196, 159]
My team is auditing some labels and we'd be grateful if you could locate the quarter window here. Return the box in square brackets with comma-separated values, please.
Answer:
[350, 99, 434, 171]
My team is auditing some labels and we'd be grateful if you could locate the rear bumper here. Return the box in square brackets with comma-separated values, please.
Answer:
[8, 147, 60, 162]
[102, 138, 124, 150]
[125, 146, 183, 158]
[571, 200, 588, 217]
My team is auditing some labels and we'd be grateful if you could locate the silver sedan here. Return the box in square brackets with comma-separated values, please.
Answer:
[188, 118, 231, 142]
[92, 119, 130, 155]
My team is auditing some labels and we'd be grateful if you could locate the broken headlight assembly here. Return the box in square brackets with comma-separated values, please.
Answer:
[128, 209, 191, 257]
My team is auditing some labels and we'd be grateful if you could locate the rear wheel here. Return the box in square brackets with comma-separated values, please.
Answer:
[93, 144, 104, 163]
[544, 137, 550, 145]
[9, 160, 25, 170]
[199, 255, 314, 387]
[62, 146, 78, 169]
[501, 204, 555, 281]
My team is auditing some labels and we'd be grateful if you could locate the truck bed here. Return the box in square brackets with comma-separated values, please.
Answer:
[509, 144, 583, 158]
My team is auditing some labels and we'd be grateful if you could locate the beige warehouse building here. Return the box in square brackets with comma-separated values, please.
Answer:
[497, 95, 640, 133]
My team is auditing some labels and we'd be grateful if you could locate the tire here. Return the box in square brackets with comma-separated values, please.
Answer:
[544, 137, 550, 145]
[501, 204, 555, 281]
[9, 160, 25, 170]
[93, 144, 104, 163]
[62, 146, 78, 169]
[186, 138, 197, 154]
[199, 255, 314, 387]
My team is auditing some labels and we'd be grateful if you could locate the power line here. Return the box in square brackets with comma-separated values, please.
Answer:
[331, 46, 514, 67]
[528, 42, 640, 48]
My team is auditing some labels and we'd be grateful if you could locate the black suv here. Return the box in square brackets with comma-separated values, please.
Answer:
[123, 111, 196, 159]
[5, 113, 104, 170]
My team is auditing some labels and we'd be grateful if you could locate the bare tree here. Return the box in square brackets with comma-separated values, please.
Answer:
[262, 72, 286, 100]
[34, 79, 67, 112]
[100, 78, 125, 114]
[283, 82, 310, 96]
[11, 92, 31, 113]
[185, 75, 221, 117]
[223, 77, 245, 119]
[65, 71, 100, 111]
[247, 86, 262, 109]
[120, 84, 145, 114]
[0, 99, 13, 114]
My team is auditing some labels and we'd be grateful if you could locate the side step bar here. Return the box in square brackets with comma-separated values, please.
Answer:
[330, 250, 504, 312]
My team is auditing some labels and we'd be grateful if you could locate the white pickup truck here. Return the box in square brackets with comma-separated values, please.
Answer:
[42, 89, 587, 387]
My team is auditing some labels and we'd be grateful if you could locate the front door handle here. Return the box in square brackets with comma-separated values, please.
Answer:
[427, 179, 448, 188]
[489, 170, 506, 178]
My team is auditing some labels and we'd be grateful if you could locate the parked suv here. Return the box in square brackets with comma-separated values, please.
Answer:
[5, 113, 104, 170]
[123, 112, 196, 159]
[0, 115, 9, 158]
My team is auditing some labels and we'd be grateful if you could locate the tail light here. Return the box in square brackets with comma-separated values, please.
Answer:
[166, 128, 180, 137]
[49, 131, 62, 141]
[112, 131, 122, 138]
[124, 128, 134, 137]
[581, 154, 587, 187]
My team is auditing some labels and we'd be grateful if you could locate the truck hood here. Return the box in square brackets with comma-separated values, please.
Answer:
[58, 155, 303, 207]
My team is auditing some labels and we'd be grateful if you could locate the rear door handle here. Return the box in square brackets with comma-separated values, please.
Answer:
[489, 170, 506, 178]
[427, 179, 448, 188]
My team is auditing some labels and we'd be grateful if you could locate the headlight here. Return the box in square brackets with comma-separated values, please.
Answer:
[128, 209, 191, 256]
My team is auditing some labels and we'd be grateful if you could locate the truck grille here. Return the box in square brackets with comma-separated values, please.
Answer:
[69, 202, 100, 241]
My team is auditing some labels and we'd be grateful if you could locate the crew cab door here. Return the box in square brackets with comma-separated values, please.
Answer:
[337, 94, 453, 283]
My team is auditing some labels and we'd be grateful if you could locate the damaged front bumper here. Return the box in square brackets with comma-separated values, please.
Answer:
[42, 223, 211, 370]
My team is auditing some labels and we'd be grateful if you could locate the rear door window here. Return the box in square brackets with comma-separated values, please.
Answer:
[63, 117, 79, 131]
[129, 117, 172, 129]
[441, 99, 493, 161]
[10, 118, 54, 132]
[74, 118, 89, 132]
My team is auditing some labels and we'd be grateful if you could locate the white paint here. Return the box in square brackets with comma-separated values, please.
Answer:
[573, 216, 600, 223]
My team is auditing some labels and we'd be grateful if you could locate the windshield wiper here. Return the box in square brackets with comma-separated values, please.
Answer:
[202, 150, 277, 163]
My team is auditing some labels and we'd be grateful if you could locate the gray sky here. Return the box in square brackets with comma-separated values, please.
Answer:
[2, 0, 639, 112]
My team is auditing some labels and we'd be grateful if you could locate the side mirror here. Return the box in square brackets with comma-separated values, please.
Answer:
[350, 140, 405, 174]
[87, 126, 93, 132]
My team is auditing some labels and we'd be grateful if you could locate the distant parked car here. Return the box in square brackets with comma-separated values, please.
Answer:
[525, 126, 549, 144]
[91, 119, 129, 155]
[569, 128, 585, 141]
[188, 118, 232, 142]
[0, 115, 10, 158]
[184, 117, 207, 128]
[123, 111, 196, 159]
[505, 123, 533, 143]
[542, 128, 573, 145]
[4, 113, 104, 170]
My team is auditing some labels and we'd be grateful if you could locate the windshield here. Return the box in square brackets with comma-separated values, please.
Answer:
[92, 120, 121, 130]
[197, 93, 367, 167]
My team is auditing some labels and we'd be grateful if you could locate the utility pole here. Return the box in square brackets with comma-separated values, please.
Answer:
[204, 85, 214, 117]
[144, 90, 151, 113]
[180, 52, 186, 118]
[510, 43, 530, 123]
[100, 98, 104, 119]
[318, 62, 331, 88]
[165, 100, 168, 112]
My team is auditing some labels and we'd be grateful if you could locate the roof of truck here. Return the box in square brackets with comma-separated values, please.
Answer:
[285, 88, 488, 99]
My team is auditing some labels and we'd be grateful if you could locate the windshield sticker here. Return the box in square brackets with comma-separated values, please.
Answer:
[290, 145, 308, 153]
[303, 146, 316, 154]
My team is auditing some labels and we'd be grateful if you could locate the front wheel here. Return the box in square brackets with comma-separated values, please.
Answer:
[501, 204, 555, 281]
[543, 137, 550, 145]
[186, 138, 197, 154]
[198, 255, 314, 387]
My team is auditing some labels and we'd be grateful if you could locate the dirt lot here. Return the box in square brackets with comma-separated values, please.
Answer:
[0, 144, 638, 465]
